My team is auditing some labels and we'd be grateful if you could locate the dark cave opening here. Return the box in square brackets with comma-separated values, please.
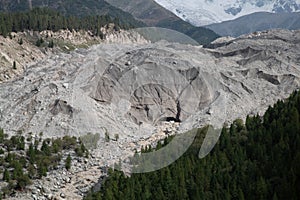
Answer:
[164, 117, 181, 123]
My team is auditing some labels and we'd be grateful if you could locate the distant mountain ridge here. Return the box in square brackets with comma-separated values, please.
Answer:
[153, 0, 300, 26]
[0, 0, 220, 44]
[206, 12, 300, 37]
[104, 0, 219, 44]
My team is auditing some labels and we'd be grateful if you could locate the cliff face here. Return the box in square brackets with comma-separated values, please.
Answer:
[0, 29, 299, 140]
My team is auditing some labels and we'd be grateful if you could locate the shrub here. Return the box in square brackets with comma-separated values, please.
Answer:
[48, 40, 54, 48]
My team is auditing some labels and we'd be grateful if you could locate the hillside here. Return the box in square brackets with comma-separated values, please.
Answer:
[206, 12, 300, 37]
[104, 0, 219, 44]
[0, 0, 219, 45]
[0, 8, 139, 37]
[85, 90, 300, 200]
[0, 1, 299, 200]
[0, 20, 299, 200]
[0, 0, 145, 28]
[105, 0, 179, 26]
[0, 8, 144, 83]
[0, 28, 299, 139]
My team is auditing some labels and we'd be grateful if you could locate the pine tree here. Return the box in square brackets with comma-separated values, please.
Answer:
[27, 143, 36, 164]
[38, 164, 47, 177]
[0, 128, 4, 143]
[35, 38, 41, 47]
[16, 173, 31, 190]
[12, 161, 23, 180]
[65, 154, 71, 170]
[28, 164, 36, 179]
[41, 140, 51, 156]
[3, 169, 10, 182]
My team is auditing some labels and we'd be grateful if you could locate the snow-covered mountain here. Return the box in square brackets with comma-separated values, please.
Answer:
[153, 0, 300, 26]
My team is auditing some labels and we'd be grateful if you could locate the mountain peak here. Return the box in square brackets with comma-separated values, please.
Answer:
[153, 0, 300, 26]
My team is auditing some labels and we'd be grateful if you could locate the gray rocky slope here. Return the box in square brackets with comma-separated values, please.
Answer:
[2, 28, 299, 200]
[0, 29, 300, 142]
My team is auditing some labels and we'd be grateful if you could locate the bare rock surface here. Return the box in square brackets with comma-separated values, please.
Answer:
[0, 32, 48, 82]
[0, 25, 145, 84]
[0, 29, 300, 139]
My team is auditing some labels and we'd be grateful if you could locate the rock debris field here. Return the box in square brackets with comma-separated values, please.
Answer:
[0, 28, 300, 199]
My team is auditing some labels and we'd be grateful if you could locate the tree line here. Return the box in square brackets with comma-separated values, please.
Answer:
[0, 7, 137, 38]
[85, 90, 300, 200]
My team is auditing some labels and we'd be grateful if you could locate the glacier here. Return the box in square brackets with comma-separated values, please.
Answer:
[153, 0, 300, 26]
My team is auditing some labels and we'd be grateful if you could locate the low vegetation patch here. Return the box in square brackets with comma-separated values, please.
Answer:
[0, 129, 88, 198]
